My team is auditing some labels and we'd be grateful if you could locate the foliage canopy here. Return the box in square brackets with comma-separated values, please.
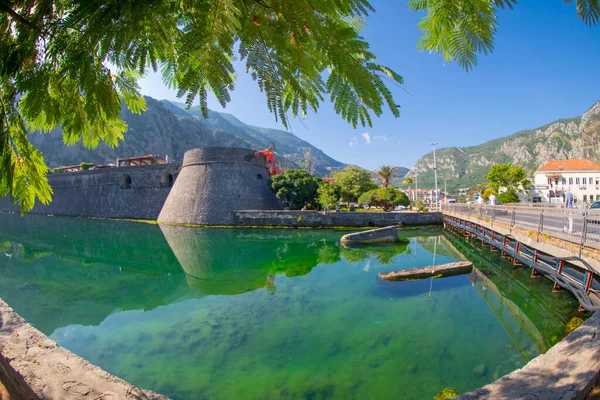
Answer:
[332, 166, 378, 202]
[268, 169, 321, 210]
[1, 0, 403, 211]
[316, 182, 340, 209]
[410, 0, 600, 71]
[375, 165, 398, 188]
[357, 188, 409, 211]
[485, 163, 530, 192]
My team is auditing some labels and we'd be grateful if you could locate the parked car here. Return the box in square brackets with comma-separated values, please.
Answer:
[589, 201, 600, 210]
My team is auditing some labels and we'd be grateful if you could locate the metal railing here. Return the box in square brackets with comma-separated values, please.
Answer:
[442, 203, 600, 252]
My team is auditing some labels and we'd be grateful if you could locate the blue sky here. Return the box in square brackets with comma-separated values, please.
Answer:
[139, 0, 600, 170]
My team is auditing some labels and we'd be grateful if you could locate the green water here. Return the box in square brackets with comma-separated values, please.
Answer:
[0, 213, 583, 400]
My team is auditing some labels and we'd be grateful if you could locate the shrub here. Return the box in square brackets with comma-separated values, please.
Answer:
[497, 189, 520, 204]
[80, 162, 95, 170]
[269, 169, 322, 210]
[482, 187, 497, 201]
[357, 188, 409, 212]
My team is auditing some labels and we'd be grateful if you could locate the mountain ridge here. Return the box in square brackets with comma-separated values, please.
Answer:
[29, 96, 351, 177]
[406, 100, 600, 192]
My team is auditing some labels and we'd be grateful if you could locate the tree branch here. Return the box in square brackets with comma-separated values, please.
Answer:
[0, 3, 41, 32]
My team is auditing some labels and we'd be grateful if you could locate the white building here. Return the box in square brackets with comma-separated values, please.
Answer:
[531, 159, 600, 205]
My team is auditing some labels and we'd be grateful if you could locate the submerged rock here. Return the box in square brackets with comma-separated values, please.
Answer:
[472, 364, 488, 377]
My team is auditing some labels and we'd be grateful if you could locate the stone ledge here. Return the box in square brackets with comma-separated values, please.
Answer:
[458, 311, 600, 400]
[340, 226, 399, 245]
[0, 298, 170, 400]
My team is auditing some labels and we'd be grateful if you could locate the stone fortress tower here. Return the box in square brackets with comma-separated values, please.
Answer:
[158, 147, 282, 225]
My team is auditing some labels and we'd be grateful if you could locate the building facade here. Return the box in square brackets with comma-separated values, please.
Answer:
[531, 159, 600, 205]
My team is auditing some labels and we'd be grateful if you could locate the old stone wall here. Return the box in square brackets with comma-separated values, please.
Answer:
[232, 210, 443, 227]
[0, 298, 169, 400]
[158, 147, 282, 225]
[0, 164, 179, 220]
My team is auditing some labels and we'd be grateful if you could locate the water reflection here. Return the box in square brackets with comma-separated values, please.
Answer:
[0, 213, 583, 400]
[443, 229, 579, 357]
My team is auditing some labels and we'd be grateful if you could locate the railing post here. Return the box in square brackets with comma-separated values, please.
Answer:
[536, 208, 544, 242]
[511, 206, 516, 232]
[579, 212, 588, 257]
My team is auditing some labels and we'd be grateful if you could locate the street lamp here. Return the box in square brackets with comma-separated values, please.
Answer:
[429, 142, 439, 210]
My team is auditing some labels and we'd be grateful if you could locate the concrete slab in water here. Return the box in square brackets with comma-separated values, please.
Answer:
[378, 261, 473, 281]
[340, 225, 399, 245]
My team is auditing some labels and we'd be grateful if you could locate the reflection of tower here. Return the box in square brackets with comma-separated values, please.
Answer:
[159, 224, 273, 295]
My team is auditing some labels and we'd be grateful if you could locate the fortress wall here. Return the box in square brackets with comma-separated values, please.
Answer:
[0, 164, 179, 220]
[158, 147, 282, 225]
[232, 210, 444, 227]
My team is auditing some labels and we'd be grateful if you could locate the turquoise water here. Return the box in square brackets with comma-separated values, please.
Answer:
[0, 213, 582, 399]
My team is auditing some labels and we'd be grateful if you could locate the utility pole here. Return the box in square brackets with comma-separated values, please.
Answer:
[429, 142, 439, 210]
[415, 173, 418, 202]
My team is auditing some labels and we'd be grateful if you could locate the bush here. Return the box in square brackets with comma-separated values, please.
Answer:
[269, 169, 322, 210]
[357, 188, 409, 212]
[80, 162, 95, 170]
[482, 187, 497, 201]
[497, 189, 520, 204]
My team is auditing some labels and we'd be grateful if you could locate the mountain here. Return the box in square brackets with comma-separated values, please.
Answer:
[406, 101, 600, 192]
[29, 96, 346, 176]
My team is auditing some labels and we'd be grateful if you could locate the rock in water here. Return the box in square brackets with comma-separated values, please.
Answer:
[340, 226, 399, 245]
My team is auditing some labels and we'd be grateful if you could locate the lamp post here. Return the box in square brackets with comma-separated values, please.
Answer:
[429, 142, 439, 210]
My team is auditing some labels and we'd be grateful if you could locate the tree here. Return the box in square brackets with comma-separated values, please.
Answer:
[410, 0, 600, 71]
[1, 0, 403, 212]
[375, 165, 398, 188]
[497, 189, 520, 204]
[403, 176, 414, 202]
[332, 166, 378, 202]
[268, 169, 321, 210]
[485, 163, 530, 193]
[357, 188, 409, 211]
[482, 187, 498, 202]
[317, 182, 340, 210]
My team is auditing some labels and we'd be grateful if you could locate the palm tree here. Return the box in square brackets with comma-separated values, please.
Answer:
[375, 165, 398, 188]
[404, 177, 414, 201]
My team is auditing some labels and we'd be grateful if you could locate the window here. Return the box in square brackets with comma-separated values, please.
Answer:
[160, 172, 173, 188]
[596, 178, 600, 185]
[583, 195, 587, 202]
[562, 178, 567, 185]
[569, 177, 574, 184]
[555, 178, 559, 185]
[121, 174, 132, 189]
[583, 177, 587, 185]
[548, 178, 552, 185]
[256, 174, 263, 179]
[576, 177, 580, 184]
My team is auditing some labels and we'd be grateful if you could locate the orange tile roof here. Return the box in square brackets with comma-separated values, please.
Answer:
[538, 159, 600, 172]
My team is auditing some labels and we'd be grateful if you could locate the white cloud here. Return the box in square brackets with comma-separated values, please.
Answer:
[373, 135, 388, 141]
[349, 136, 358, 147]
[361, 132, 371, 144]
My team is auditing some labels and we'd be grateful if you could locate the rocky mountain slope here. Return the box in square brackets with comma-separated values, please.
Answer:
[407, 100, 600, 192]
[29, 96, 346, 176]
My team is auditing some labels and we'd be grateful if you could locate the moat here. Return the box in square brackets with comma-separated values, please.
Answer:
[0, 213, 584, 400]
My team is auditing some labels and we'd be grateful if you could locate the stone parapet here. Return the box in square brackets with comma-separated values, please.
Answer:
[232, 210, 443, 228]
[0, 299, 169, 400]
[458, 312, 600, 400]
